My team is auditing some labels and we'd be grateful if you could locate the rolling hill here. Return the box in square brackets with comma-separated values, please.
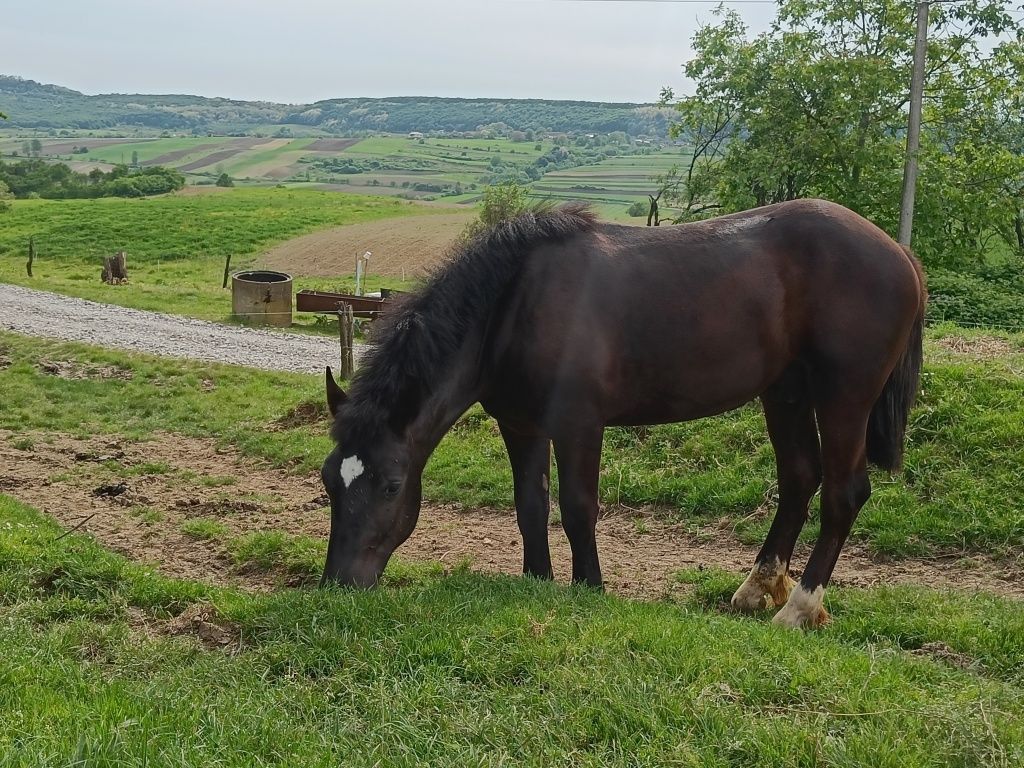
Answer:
[0, 75, 673, 137]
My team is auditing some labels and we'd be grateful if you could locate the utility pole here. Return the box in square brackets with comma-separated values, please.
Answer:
[898, 1, 929, 246]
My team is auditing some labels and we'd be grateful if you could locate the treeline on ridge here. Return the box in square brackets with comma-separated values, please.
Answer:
[0, 77, 672, 137]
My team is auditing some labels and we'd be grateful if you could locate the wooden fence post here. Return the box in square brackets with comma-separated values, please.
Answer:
[338, 302, 355, 381]
[26, 237, 34, 277]
[222, 254, 232, 289]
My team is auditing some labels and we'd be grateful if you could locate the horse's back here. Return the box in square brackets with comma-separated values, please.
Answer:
[484, 200, 922, 430]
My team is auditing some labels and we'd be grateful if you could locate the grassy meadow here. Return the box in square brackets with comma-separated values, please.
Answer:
[0, 189, 429, 325]
[2, 493, 1023, 765]
[1, 319, 1023, 763]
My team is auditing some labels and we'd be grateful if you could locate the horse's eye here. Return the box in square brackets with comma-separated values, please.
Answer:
[383, 481, 401, 498]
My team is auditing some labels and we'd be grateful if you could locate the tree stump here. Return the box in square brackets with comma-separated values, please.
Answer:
[102, 251, 128, 284]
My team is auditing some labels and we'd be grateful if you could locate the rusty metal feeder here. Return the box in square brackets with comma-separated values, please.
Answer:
[231, 270, 293, 327]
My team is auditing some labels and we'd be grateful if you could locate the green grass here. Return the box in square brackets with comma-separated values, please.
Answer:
[0, 188, 430, 324]
[1, 494, 1022, 766]
[228, 530, 325, 577]
[0, 326, 1022, 559]
[181, 518, 229, 540]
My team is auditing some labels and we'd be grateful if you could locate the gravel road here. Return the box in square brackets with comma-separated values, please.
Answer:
[0, 284, 360, 374]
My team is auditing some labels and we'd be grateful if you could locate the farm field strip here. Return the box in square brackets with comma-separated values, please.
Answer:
[218, 138, 315, 177]
[0, 134, 688, 214]
[175, 137, 271, 172]
[83, 137, 236, 166]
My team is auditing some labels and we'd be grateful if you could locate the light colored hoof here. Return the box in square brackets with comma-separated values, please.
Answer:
[731, 583, 771, 612]
[731, 559, 795, 613]
[772, 585, 830, 629]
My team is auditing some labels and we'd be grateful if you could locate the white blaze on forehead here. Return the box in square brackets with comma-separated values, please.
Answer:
[339, 455, 365, 488]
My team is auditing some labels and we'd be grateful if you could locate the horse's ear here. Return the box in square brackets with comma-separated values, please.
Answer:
[325, 366, 347, 417]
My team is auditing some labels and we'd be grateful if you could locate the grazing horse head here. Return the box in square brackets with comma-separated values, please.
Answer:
[319, 367, 420, 587]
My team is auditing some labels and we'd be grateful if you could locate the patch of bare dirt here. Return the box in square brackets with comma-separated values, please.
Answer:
[127, 604, 242, 652]
[258, 212, 474, 279]
[270, 399, 330, 430]
[910, 641, 977, 670]
[36, 359, 134, 381]
[306, 139, 361, 152]
[935, 335, 1018, 360]
[171, 186, 234, 197]
[2, 430, 1022, 602]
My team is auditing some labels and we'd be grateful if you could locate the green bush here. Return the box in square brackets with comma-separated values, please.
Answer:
[627, 200, 648, 217]
[926, 266, 1024, 330]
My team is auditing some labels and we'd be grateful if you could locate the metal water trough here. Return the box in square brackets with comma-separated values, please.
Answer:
[231, 270, 293, 327]
[295, 289, 390, 319]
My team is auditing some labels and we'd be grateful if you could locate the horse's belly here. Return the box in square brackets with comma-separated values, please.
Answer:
[605, 369, 777, 426]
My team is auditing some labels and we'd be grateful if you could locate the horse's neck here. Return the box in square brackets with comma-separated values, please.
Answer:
[406, 332, 484, 458]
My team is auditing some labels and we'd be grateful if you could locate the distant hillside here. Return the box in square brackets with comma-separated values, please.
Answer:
[0, 76, 672, 137]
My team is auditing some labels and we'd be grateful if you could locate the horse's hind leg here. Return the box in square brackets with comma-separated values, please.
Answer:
[552, 428, 604, 588]
[499, 423, 554, 580]
[773, 398, 872, 628]
[732, 393, 821, 612]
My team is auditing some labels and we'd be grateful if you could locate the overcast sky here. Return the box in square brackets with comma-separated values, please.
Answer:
[1, 0, 778, 104]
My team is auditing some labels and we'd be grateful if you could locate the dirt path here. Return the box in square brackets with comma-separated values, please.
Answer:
[0, 284, 355, 374]
[3, 430, 1020, 601]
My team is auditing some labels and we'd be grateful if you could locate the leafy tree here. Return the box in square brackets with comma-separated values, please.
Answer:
[29, 139, 42, 156]
[457, 181, 531, 245]
[660, 0, 1024, 266]
[131, 150, 139, 166]
[0, 159, 184, 199]
[215, 173, 234, 187]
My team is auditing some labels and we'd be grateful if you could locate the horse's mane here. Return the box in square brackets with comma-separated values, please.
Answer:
[332, 202, 598, 443]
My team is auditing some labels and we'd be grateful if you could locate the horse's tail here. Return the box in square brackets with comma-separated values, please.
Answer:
[866, 247, 927, 471]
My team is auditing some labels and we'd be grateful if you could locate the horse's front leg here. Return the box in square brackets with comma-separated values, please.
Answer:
[552, 427, 605, 588]
[498, 423, 553, 580]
